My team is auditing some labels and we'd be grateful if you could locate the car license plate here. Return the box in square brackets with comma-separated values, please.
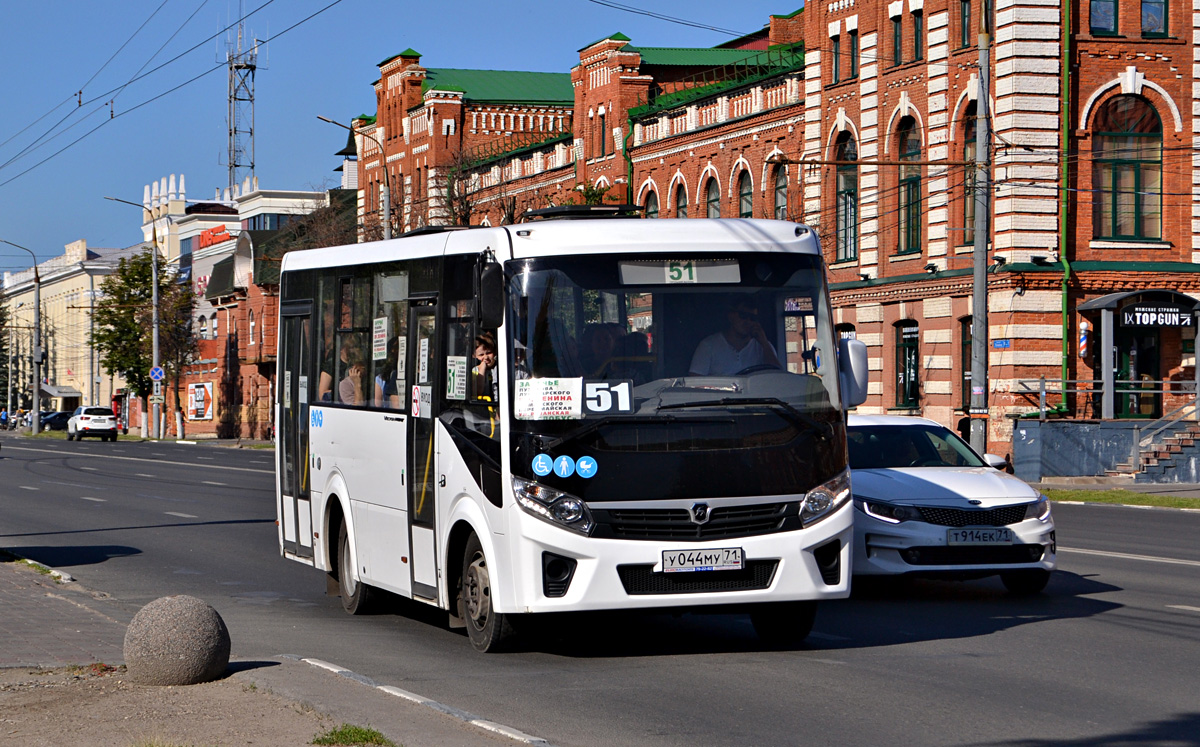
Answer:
[661, 547, 744, 573]
[947, 528, 1014, 545]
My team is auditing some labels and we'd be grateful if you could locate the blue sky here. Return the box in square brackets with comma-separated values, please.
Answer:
[0, 0, 795, 271]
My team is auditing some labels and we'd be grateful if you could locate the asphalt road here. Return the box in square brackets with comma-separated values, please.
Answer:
[2, 435, 1198, 746]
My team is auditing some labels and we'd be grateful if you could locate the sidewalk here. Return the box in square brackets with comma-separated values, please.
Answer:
[0, 556, 540, 746]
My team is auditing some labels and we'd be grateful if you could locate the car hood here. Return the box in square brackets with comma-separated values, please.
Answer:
[851, 467, 1039, 506]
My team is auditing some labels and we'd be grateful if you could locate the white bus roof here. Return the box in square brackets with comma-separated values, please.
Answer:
[280, 218, 818, 273]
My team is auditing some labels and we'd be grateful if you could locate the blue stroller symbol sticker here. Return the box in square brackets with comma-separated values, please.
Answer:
[576, 456, 598, 478]
[554, 455, 576, 478]
[532, 454, 553, 477]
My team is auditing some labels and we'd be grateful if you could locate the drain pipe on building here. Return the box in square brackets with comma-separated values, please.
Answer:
[624, 119, 635, 205]
[1058, 0, 1074, 414]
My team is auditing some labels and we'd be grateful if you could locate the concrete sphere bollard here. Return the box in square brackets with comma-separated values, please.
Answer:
[123, 595, 231, 686]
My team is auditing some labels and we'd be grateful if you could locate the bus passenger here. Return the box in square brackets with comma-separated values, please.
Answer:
[473, 332, 498, 401]
[689, 299, 781, 376]
[339, 343, 368, 406]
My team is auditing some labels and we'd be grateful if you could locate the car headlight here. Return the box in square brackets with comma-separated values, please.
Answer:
[511, 476, 594, 535]
[854, 498, 922, 524]
[1024, 494, 1052, 522]
[800, 468, 852, 527]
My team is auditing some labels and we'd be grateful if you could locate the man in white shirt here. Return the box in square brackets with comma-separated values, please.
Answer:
[689, 299, 781, 375]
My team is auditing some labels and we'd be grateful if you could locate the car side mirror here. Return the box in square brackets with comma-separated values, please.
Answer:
[476, 255, 504, 330]
[983, 453, 1008, 470]
[838, 338, 868, 408]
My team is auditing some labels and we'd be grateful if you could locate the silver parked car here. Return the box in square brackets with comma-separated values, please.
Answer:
[67, 406, 119, 442]
[847, 415, 1056, 594]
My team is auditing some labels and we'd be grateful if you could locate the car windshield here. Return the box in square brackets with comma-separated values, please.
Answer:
[847, 424, 986, 469]
[84, 408, 114, 416]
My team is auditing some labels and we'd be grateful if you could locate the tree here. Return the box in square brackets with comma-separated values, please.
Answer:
[91, 249, 195, 422]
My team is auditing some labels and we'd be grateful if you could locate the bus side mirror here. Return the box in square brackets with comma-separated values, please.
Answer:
[838, 338, 868, 408]
[477, 259, 504, 330]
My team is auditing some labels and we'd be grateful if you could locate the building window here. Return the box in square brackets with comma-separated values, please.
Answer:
[961, 103, 978, 245]
[835, 132, 859, 262]
[599, 112, 607, 157]
[675, 185, 688, 218]
[897, 117, 922, 254]
[248, 310, 256, 345]
[1093, 95, 1162, 240]
[644, 191, 659, 219]
[960, 0, 972, 48]
[1142, 0, 1167, 35]
[832, 35, 841, 84]
[960, 317, 972, 410]
[849, 31, 859, 78]
[837, 323, 857, 340]
[212, 313, 219, 339]
[774, 167, 788, 220]
[199, 317, 209, 339]
[1090, 0, 1118, 34]
[892, 16, 903, 66]
[896, 322, 920, 408]
[913, 12, 924, 61]
[738, 172, 753, 218]
[706, 178, 721, 218]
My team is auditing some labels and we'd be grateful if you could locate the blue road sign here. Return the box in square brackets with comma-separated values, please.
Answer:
[554, 455, 576, 478]
[576, 456, 598, 479]
[150, 366, 166, 381]
[532, 454, 553, 477]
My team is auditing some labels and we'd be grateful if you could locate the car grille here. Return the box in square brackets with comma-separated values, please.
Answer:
[617, 560, 779, 595]
[918, 505, 1028, 527]
[901, 545, 1046, 566]
[591, 503, 798, 541]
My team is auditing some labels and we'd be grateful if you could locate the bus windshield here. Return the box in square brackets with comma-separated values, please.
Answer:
[506, 252, 846, 500]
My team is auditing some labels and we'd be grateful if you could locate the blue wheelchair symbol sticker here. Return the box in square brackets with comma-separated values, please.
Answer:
[576, 456, 598, 479]
[532, 454, 553, 477]
[553, 455, 576, 478]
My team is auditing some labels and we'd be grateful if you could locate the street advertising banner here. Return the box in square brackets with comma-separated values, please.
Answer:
[188, 382, 214, 420]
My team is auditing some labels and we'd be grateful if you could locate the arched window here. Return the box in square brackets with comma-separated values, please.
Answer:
[836, 132, 859, 261]
[1093, 95, 1162, 240]
[897, 117, 922, 254]
[706, 178, 721, 218]
[199, 316, 209, 339]
[644, 190, 659, 219]
[895, 320, 920, 408]
[675, 184, 688, 218]
[961, 103, 977, 246]
[773, 166, 788, 220]
[738, 172, 753, 218]
[248, 310, 256, 345]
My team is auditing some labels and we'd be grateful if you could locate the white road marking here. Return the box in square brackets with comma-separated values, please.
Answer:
[5, 445, 271, 474]
[202, 481, 226, 486]
[197, 456, 214, 460]
[1059, 547, 1200, 568]
[135, 473, 155, 478]
[80, 497, 106, 502]
[79, 466, 98, 471]
[1167, 605, 1200, 614]
[165, 512, 197, 519]
[19, 486, 38, 491]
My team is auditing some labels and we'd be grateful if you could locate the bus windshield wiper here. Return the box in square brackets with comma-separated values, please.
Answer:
[656, 397, 832, 440]
[537, 415, 647, 452]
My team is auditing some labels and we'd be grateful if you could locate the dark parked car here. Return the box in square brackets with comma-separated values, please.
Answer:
[40, 411, 73, 431]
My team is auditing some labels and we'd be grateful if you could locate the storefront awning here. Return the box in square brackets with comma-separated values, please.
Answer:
[1077, 288, 1200, 312]
[39, 383, 83, 398]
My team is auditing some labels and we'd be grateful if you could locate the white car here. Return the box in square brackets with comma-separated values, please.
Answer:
[847, 414, 1056, 594]
[67, 406, 119, 442]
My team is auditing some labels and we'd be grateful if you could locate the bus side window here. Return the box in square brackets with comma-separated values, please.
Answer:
[374, 269, 410, 412]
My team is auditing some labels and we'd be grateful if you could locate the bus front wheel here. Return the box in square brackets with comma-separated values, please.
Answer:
[461, 533, 515, 652]
[337, 521, 376, 615]
[750, 601, 817, 647]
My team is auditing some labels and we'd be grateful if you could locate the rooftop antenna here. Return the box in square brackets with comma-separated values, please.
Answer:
[225, 0, 261, 191]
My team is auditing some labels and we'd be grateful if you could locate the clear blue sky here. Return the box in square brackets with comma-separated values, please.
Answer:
[0, 0, 794, 271]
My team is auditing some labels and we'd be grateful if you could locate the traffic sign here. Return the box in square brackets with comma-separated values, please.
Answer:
[150, 366, 165, 381]
[153, 381, 162, 396]
[148, 394, 165, 404]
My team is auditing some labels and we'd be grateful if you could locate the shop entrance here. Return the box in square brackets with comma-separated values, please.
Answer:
[1115, 327, 1160, 418]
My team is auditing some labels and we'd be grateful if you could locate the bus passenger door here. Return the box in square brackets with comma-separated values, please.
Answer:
[279, 306, 314, 560]
[408, 299, 440, 600]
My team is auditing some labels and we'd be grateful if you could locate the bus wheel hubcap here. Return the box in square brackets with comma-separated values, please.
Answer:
[465, 553, 490, 625]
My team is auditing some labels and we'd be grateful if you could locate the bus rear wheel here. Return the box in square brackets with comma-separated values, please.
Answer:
[337, 521, 376, 615]
[750, 601, 817, 648]
[461, 533, 515, 653]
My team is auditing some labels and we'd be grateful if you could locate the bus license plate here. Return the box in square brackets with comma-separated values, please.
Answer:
[662, 547, 744, 573]
[947, 528, 1014, 545]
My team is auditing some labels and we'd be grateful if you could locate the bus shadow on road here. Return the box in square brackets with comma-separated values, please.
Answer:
[975, 711, 1200, 746]
[3, 544, 141, 568]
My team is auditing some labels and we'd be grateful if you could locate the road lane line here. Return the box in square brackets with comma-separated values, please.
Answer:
[1059, 547, 1200, 568]
[135, 473, 155, 478]
[79, 466, 98, 471]
[202, 481, 226, 486]
[2, 444, 271, 474]
[80, 497, 106, 502]
[165, 512, 197, 519]
[19, 486, 38, 491]
[1167, 605, 1200, 614]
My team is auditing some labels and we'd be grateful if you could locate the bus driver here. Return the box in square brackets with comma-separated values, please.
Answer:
[689, 298, 781, 376]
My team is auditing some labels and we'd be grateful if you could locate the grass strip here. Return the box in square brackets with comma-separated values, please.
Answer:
[1045, 488, 1200, 510]
[311, 723, 397, 746]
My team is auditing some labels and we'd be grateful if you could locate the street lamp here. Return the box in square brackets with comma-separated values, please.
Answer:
[0, 239, 42, 435]
[318, 115, 390, 240]
[105, 195, 162, 439]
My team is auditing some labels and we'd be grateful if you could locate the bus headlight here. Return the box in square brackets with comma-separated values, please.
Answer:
[800, 468, 852, 527]
[511, 477, 594, 535]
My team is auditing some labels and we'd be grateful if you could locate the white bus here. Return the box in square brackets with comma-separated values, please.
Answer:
[275, 210, 868, 652]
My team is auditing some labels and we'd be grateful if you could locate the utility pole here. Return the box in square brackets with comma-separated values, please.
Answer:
[970, 29, 992, 454]
[0, 240, 42, 434]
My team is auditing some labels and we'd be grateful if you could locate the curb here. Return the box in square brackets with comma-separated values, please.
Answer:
[290, 656, 553, 746]
[1048, 499, 1200, 513]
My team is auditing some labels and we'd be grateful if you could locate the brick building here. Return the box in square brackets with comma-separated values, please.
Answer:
[346, 2, 1200, 456]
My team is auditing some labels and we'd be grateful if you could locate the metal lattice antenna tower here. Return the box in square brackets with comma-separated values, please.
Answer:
[226, 0, 258, 190]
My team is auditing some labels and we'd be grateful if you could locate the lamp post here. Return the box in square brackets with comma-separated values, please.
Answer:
[0, 240, 42, 435]
[105, 196, 162, 439]
[318, 115, 390, 239]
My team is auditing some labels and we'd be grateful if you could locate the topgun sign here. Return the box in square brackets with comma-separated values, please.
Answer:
[1121, 304, 1194, 327]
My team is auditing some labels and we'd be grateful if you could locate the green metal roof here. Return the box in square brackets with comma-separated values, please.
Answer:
[421, 68, 573, 104]
[771, 7, 804, 19]
[354, 114, 376, 125]
[378, 48, 422, 67]
[623, 45, 788, 67]
[578, 32, 631, 52]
